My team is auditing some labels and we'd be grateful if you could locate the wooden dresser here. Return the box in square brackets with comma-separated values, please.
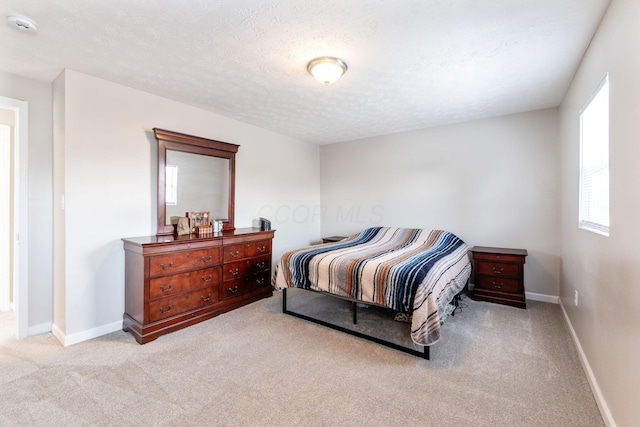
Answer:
[122, 228, 275, 344]
[470, 246, 527, 309]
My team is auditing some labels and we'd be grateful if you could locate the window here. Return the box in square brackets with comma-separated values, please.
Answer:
[579, 74, 609, 236]
[165, 165, 178, 206]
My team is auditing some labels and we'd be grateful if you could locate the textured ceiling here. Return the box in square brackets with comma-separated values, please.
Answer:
[0, 0, 610, 144]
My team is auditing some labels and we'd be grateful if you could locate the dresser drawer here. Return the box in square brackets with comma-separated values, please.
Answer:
[220, 271, 271, 300]
[475, 276, 520, 293]
[223, 254, 271, 281]
[149, 247, 221, 277]
[149, 267, 221, 300]
[148, 285, 219, 322]
[223, 240, 271, 262]
[477, 261, 519, 278]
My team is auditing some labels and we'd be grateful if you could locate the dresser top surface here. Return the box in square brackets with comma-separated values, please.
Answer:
[122, 228, 274, 246]
[470, 246, 528, 257]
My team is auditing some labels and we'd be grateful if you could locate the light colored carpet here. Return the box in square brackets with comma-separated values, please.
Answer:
[0, 293, 603, 426]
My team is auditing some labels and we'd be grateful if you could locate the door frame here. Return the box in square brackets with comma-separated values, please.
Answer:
[0, 96, 28, 339]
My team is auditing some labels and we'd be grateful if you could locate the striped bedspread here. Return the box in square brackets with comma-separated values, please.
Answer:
[273, 227, 472, 346]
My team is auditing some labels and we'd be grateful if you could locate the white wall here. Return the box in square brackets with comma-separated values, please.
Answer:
[0, 71, 53, 331]
[52, 71, 66, 334]
[53, 69, 320, 341]
[320, 108, 560, 298]
[559, 0, 640, 425]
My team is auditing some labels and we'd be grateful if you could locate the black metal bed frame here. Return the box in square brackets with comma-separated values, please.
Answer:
[282, 288, 431, 359]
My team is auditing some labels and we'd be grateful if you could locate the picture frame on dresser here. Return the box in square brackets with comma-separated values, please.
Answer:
[188, 211, 210, 231]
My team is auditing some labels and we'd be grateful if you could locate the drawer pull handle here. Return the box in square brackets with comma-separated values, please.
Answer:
[201, 274, 213, 283]
[159, 283, 174, 292]
[160, 262, 174, 271]
[201, 293, 212, 302]
[256, 262, 266, 269]
[256, 278, 266, 285]
[228, 285, 239, 294]
[229, 251, 240, 258]
[159, 304, 173, 314]
[229, 268, 239, 276]
[492, 281, 503, 289]
[201, 256, 213, 263]
[257, 246, 266, 253]
[492, 266, 504, 274]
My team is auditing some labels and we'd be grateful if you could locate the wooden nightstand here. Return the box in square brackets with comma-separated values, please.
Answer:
[322, 236, 347, 243]
[470, 246, 527, 309]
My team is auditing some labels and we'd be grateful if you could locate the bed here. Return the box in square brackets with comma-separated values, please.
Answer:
[272, 227, 472, 358]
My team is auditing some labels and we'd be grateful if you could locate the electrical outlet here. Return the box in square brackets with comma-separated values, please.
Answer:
[574, 290, 579, 306]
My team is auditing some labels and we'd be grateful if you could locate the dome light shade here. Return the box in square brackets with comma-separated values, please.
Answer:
[307, 57, 347, 85]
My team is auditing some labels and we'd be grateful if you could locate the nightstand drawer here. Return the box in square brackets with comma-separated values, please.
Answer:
[477, 261, 519, 278]
[471, 252, 525, 263]
[475, 276, 520, 293]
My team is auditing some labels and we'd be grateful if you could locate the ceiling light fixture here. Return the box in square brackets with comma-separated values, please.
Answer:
[7, 14, 38, 33]
[307, 57, 347, 85]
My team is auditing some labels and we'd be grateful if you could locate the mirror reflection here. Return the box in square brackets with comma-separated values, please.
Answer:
[154, 127, 238, 235]
[165, 150, 230, 225]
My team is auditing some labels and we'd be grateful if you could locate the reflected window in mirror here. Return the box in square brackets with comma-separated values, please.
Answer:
[165, 164, 178, 206]
[165, 150, 230, 223]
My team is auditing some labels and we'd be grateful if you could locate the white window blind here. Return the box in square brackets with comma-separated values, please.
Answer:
[579, 75, 609, 236]
[165, 165, 178, 206]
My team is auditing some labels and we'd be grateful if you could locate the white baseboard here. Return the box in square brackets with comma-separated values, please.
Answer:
[560, 301, 617, 427]
[51, 323, 65, 345]
[28, 321, 51, 336]
[525, 292, 559, 304]
[51, 320, 123, 347]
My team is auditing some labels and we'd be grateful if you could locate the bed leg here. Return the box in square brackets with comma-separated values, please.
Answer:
[451, 291, 463, 317]
[282, 288, 287, 313]
[352, 301, 358, 324]
[452, 294, 458, 316]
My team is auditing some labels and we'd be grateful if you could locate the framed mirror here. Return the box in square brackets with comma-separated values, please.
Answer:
[154, 128, 238, 236]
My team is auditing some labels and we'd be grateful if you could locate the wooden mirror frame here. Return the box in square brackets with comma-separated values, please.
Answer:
[154, 128, 239, 236]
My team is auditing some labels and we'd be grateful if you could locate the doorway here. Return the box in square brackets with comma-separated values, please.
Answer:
[0, 96, 28, 339]
[0, 111, 13, 315]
